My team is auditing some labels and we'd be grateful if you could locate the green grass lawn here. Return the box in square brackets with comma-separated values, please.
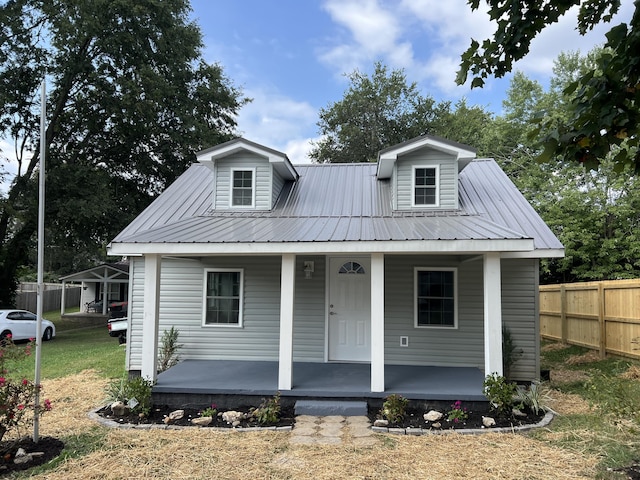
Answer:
[11, 309, 126, 380]
[534, 341, 640, 478]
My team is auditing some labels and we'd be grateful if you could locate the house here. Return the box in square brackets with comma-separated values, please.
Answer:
[107, 135, 563, 404]
[59, 261, 129, 315]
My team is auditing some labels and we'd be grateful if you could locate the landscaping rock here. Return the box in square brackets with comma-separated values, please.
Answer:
[373, 419, 389, 427]
[482, 416, 496, 427]
[191, 416, 212, 427]
[111, 401, 129, 417]
[424, 410, 443, 422]
[222, 411, 246, 425]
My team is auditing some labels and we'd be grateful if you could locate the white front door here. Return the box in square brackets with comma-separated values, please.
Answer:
[328, 257, 371, 362]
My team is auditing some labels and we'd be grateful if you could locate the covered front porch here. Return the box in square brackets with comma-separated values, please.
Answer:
[152, 360, 486, 409]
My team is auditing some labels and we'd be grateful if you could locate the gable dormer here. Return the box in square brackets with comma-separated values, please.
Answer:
[376, 135, 476, 211]
[197, 138, 298, 211]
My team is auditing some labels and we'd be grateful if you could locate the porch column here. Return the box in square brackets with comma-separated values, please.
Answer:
[278, 254, 296, 390]
[371, 253, 385, 392]
[141, 254, 161, 382]
[483, 252, 503, 376]
[60, 281, 66, 315]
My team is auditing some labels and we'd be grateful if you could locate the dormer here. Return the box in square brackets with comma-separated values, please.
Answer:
[197, 138, 298, 211]
[376, 135, 476, 211]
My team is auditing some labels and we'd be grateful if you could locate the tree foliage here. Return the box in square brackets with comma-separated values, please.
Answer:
[0, 0, 247, 306]
[309, 62, 495, 163]
[457, 0, 640, 172]
[496, 50, 640, 282]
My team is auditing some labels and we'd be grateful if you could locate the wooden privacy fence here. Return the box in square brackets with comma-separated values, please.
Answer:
[16, 284, 81, 313]
[540, 279, 640, 360]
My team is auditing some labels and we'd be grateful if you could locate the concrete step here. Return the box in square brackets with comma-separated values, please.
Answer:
[294, 400, 367, 416]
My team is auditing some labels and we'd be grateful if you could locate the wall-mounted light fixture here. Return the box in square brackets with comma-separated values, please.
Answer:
[303, 261, 314, 279]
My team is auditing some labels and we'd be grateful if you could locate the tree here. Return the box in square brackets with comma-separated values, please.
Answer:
[310, 63, 497, 163]
[0, 0, 248, 306]
[495, 50, 640, 282]
[457, 0, 640, 172]
[309, 62, 449, 163]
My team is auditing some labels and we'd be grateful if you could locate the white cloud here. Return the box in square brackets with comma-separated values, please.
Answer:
[516, 2, 635, 78]
[319, 0, 415, 73]
[0, 139, 21, 195]
[318, 0, 636, 99]
[234, 89, 318, 164]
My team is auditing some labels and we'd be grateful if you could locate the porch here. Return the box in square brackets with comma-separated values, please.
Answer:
[151, 360, 486, 409]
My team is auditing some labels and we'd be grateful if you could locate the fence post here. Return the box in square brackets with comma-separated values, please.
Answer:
[560, 285, 567, 344]
[598, 282, 606, 359]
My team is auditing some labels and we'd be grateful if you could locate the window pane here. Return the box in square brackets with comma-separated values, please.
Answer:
[416, 270, 455, 327]
[414, 168, 437, 205]
[205, 271, 241, 325]
[232, 171, 253, 206]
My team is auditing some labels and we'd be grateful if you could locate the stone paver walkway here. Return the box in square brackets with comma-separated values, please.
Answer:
[290, 415, 377, 446]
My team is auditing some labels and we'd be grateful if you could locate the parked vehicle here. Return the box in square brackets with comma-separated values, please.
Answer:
[108, 317, 127, 344]
[0, 310, 56, 342]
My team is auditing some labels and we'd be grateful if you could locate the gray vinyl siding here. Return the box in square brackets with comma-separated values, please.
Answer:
[213, 152, 272, 210]
[128, 255, 539, 381]
[384, 255, 484, 368]
[293, 256, 326, 362]
[272, 170, 286, 207]
[395, 151, 458, 210]
[501, 258, 539, 381]
[128, 256, 283, 370]
[383, 255, 539, 381]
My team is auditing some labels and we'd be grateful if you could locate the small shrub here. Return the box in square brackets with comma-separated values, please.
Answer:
[502, 326, 522, 380]
[381, 393, 408, 424]
[252, 392, 281, 425]
[483, 373, 521, 416]
[517, 381, 553, 415]
[446, 400, 469, 423]
[200, 404, 217, 418]
[157, 326, 182, 373]
[0, 337, 52, 444]
[105, 376, 154, 417]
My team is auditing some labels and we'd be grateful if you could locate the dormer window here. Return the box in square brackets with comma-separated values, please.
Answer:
[413, 166, 439, 207]
[231, 169, 255, 207]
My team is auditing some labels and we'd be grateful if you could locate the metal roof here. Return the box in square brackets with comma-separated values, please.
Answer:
[111, 160, 562, 256]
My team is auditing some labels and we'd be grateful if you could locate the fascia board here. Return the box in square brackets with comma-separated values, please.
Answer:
[108, 238, 535, 256]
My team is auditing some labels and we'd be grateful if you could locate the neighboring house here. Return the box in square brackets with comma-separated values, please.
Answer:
[108, 135, 563, 396]
[59, 261, 129, 315]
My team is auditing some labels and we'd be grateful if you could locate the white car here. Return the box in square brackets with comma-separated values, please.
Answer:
[0, 310, 56, 342]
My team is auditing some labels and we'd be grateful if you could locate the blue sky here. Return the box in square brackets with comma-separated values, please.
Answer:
[190, 0, 635, 164]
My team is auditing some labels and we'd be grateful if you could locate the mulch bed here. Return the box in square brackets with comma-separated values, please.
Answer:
[368, 404, 547, 430]
[97, 404, 297, 429]
[0, 436, 64, 475]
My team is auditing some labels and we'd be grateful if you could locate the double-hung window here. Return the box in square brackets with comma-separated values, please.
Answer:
[231, 169, 254, 207]
[203, 269, 243, 326]
[413, 166, 439, 206]
[415, 267, 457, 328]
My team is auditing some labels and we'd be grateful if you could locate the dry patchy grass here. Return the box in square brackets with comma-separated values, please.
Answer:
[16, 372, 599, 480]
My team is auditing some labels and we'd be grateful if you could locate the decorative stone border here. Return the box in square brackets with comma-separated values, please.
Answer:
[87, 409, 293, 432]
[89, 408, 554, 436]
[371, 411, 554, 435]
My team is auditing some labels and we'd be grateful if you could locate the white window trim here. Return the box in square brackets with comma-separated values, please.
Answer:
[202, 268, 244, 328]
[414, 267, 458, 329]
[229, 168, 256, 208]
[411, 165, 440, 207]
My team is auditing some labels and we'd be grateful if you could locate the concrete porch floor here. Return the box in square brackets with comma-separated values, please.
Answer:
[152, 360, 486, 403]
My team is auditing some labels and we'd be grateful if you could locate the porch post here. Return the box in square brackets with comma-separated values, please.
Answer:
[141, 254, 161, 382]
[371, 253, 385, 392]
[278, 254, 296, 391]
[60, 281, 66, 315]
[483, 252, 503, 376]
